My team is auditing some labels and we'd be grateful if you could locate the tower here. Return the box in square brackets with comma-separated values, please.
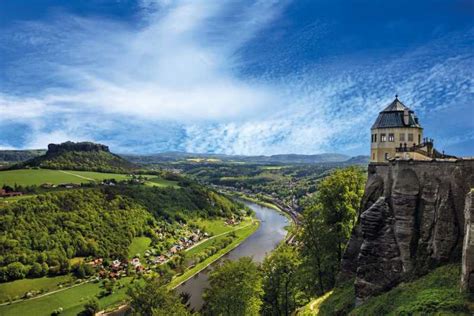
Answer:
[370, 96, 423, 162]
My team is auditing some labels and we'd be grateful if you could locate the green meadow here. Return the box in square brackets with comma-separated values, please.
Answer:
[0, 169, 178, 187]
[0, 277, 135, 316]
[0, 218, 259, 316]
[128, 237, 152, 258]
[169, 219, 259, 289]
[0, 275, 74, 303]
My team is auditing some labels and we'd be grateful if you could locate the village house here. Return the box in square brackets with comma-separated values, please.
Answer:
[0, 188, 23, 197]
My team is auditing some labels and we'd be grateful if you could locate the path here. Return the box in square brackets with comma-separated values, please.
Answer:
[184, 219, 255, 253]
[0, 219, 256, 309]
[0, 280, 91, 307]
[58, 170, 95, 181]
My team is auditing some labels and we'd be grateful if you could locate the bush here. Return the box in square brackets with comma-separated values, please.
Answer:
[83, 297, 99, 316]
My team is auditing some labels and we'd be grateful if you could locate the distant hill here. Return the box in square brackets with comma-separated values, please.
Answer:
[344, 155, 370, 164]
[15, 141, 136, 172]
[124, 151, 368, 165]
[0, 149, 46, 163]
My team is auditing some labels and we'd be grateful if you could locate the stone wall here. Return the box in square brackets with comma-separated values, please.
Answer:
[340, 159, 474, 303]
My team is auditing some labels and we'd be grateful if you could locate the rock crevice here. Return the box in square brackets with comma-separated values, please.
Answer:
[341, 160, 474, 301]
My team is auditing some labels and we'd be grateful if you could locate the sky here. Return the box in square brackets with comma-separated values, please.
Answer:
[0, 0, 473, 156]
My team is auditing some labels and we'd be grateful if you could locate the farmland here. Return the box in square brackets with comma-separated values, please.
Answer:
[0, 169, 178, 187]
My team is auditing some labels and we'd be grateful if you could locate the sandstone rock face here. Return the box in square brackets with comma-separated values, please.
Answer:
[341, 160, 474, 302]
[462, 191, 474, 292]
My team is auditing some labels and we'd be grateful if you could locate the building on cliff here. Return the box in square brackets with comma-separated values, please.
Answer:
[370, 96, 443, 163]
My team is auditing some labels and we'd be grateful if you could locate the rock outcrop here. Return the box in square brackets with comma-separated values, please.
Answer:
[341, 159, 474, 303]
[47, 141, 110, 154]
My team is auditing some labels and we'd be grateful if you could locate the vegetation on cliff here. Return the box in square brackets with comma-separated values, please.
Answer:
[306, 264, 470, 315]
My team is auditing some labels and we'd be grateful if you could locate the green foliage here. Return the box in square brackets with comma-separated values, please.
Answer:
[0, 189, 154, 282]
[298, 167, 366, 295]
[315, 265, 470, 316]
[317, 281, 355, 316]
[351, 264, 469, 315]
[261, 244, 304, 316]
[152, 161, 346, 207]
[106, 184, 243, 220]
[203, 257, 263, 316]
[0, 150, 45, 163]
[127, 278, 190, 316]
[83, 297, 99, 316]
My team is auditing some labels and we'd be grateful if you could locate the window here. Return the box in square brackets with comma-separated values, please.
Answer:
[374, 134, 377, 142]
[371, 135, 373, 143]
[399, 133, 405, 142]
[372, 153, 375, 160]
[408, 133, 414, 142]
[388, 133, 395, 142]
[381, 134, 386, 142]
[418, 134, 421, 144]
[384, 153, 389, 160]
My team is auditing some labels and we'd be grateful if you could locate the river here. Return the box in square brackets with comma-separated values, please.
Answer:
[176, 201, 289, 311]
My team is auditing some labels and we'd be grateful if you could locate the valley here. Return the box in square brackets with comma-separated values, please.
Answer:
[0, 141, 471, 315]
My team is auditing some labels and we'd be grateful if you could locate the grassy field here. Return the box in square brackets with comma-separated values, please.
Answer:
[0, 275, 74, 303]
[0, 278, 134, 316]
[190, 217, 247, 236]
[0, 218, 259, 316]
[0, 169, 178, 188]
[128, 237, 152, 258]
[144, 176, 179, 188]
[0, 169, 130, 186]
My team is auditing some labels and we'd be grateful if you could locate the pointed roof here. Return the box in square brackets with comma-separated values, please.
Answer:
[371, 96, 421, 129]
[382, 96, 411, 112]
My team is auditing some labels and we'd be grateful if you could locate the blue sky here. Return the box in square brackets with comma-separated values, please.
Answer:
[0, 0, 473, 156]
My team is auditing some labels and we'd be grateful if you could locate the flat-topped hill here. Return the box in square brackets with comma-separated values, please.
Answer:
[15, 141, 136, 173]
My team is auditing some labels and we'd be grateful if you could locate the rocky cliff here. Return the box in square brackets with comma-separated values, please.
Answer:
[340, 159, 474, 303]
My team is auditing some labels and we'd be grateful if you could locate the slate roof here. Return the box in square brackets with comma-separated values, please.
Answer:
[371, 97, 421, 129]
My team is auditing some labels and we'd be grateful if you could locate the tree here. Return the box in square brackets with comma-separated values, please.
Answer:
[314, 166, 365, 262]
[83, 297, 99, 316]
[127, 277, 190, 316]
[6, 262, 26, 280]
[203, 257, 263, 316]
[29, 262, 44, 278]
[261, 245, 302, 316]
[298, 166, 366, 295]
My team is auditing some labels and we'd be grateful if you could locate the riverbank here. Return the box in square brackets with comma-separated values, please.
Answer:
[176, 201, 290, 310]
[0, 216, 259, 316]
[224, 191, 298, 243]
[169, 219, 259, 289]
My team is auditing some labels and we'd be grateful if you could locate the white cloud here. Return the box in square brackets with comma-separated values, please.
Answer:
[0, 1, 472, 155]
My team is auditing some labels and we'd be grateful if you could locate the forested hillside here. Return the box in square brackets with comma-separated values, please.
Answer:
[0, 150, 45, 163]
[0, 184, 243, 283]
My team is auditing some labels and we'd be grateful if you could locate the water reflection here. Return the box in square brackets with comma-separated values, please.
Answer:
[177, 201, 289, 310]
